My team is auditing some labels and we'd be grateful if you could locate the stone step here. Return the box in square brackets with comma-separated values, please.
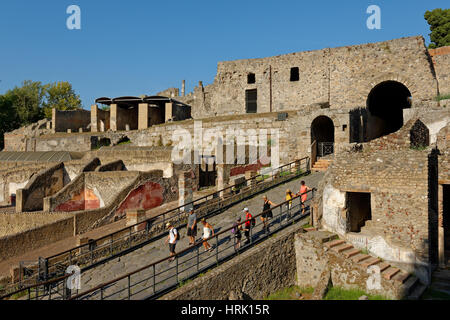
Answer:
[312, 167, 328, 172]
[360, 257, 381, 268]
[352, 254, 371, 263]
[430, 282, 450, 295]
[382, 267, 400, 280]
[392, 271, 410, 284]
[343, 248, 360, 258]
[432, 270, 450, 281]
[376, 262, 391, 273]
[324, 239, 345, 249]
[332, 243, 354, 253]
[404, 275, 419, 295]
[408, 282, 428, 300]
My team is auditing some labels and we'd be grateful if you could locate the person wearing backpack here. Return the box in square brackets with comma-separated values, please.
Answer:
[231, 217, 243, 250]
[243, 208, 254, 245]
[165, 222, 178, 262]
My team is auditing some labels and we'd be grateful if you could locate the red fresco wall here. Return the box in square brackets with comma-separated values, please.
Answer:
[230, 161, 263, 177]
[116, 181, 164, 216]
[55, 189, 100, 212]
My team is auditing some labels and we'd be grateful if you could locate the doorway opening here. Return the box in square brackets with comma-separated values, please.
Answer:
[347, 192, 372, 233]
[366, 81, 412, 141]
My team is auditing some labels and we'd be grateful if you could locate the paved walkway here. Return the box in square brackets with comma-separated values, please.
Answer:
[72, 173, 323, 299]
[0, 187, 216, 278]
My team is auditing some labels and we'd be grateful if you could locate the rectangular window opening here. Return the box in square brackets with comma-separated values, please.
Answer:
[290, 67, 299, 81]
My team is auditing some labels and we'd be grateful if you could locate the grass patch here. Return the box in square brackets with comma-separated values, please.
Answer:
[434, 93, 450, 101]
[422, 288, 450, 300]
[265, 286, 314, 300]
[302, 223, 312, 229]
[410, 145, 427, 151]
[324, 286, 388, 300]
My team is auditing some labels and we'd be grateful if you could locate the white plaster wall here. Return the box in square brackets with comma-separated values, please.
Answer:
[9, 181, 28, 196]
[126, 162, 173, 178]
[426, 118, 449, 144]
[0, 183, 4, 203]
[345, 232, 430, 284]
[322, 183, 347, 235]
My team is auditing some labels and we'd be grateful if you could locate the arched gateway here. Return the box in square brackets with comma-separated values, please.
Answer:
[366, 80, 412, 141]
[311, 116, 335, 160]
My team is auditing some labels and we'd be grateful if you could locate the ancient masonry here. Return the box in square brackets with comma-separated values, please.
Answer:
[0, 35, 450, 298]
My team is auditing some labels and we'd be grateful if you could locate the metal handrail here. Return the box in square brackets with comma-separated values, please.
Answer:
[69, 188, 315, 300]
[1, 157, 310, 299]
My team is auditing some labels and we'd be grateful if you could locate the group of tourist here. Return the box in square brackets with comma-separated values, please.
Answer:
[164, 180, 312, 262]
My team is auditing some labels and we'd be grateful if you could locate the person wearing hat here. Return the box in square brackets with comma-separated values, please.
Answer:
[186, 208, 197, 246]
[165, 222, 178, 262]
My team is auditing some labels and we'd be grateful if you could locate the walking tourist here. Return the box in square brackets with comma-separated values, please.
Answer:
[201, 218, 215, 252]
[165, 222, 178, 262]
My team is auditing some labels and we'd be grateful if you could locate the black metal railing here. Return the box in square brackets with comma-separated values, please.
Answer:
[68, 188, 315, 300]
[1, 157, 311, 299]
[318, 142, 334, 157]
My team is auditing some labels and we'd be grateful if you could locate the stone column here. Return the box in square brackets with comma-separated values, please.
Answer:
[165, 102, 173, 122]
[245, 170, 258, 188]
[182, 80, 185, 97]
[178, 171, 193, 211]
[110, 104, 118, 131]
[217, 164, 231, 197]
[138, 103, 149, 130]
[91, 104, 99, 132]
[126, 209, 147, 232]
[51, 108, 57, 133]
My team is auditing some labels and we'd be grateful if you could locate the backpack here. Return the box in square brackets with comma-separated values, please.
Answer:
[171, 228, 180, 241]
[231, 223, 236, 234]
[247, 213, 256, 227]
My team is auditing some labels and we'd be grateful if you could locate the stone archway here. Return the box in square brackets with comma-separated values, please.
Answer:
[366, 80, 412, 141]
[311, 115, 335, 159]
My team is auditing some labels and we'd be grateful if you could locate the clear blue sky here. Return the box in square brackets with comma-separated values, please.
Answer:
[0, 0, 447, 108]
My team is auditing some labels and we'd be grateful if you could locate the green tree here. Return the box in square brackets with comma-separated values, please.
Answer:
[424, 8, 450, 49]
[5, 80, 47, 125]
[0, 94, 19, 149]
[42, 81, 82, 118]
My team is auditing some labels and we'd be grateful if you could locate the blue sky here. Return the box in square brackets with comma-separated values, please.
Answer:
[0, 1, 447, 108]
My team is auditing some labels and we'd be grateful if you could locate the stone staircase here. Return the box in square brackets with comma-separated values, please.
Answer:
[429, 268, 450, 297]
[312, 159, 332, 172]
[323, 238, 428, 299]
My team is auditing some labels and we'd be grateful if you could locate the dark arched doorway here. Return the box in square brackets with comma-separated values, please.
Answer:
[311, 116, 335, 161]
[366, 81, 412, 141]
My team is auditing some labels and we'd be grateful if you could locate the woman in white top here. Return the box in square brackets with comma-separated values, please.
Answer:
[201, 218, 215, 252]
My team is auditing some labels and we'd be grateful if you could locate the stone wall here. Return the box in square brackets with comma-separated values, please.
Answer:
[0, 216, 74, 262]
[160, 223, 302, 300]
[16, 163, 65, 212]
[0, 212, 72, 238]
[429, 46, 450, 96]
[191, 36, 438, 117]
[0, 162, 56, 206]
[314, 116, 448, 283]
[90, 105, 110, 133]
[294, 231, 414, 299]
[52, 108, 91, 133]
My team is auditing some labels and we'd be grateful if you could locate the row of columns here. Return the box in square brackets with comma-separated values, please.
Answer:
[91, 102, 175, 132]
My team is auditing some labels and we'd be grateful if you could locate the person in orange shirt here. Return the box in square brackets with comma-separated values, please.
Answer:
[297, 181, 311, 214]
